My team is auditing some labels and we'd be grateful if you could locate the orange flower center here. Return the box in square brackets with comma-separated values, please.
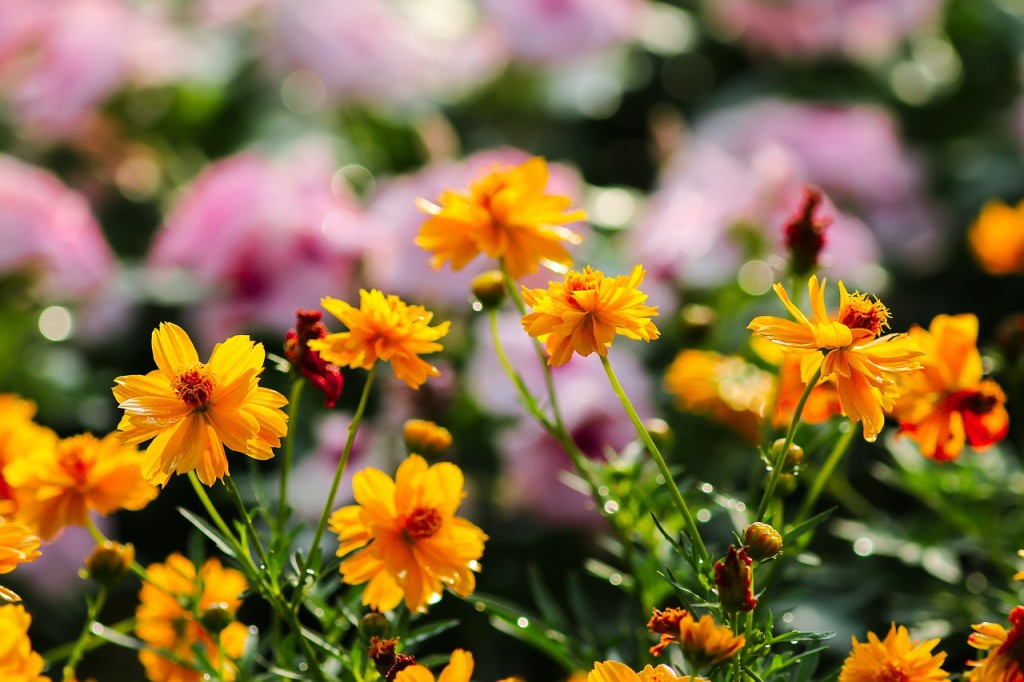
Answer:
[877, 660, 909, 682]
[949, 385, 1002, 416]
[403, 506, 443, 541]
[60, 446, 90, 489]
[173, 364, 216, 409]
[565, 267, 603, 310]
[839, 293, 890, 336]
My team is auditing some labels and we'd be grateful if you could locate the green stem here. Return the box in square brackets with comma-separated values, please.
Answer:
[224, 475, 273, 576]
[756, 367, 821, 522]
[85, 517, 151, 586]
[277, 379, 305, 535]
[793, 424, 856, 526]
[731, 613, 743, 682]
[601, 354, 710, 567]
[63, 586, 107, 682]
[489, 309, 552, 429]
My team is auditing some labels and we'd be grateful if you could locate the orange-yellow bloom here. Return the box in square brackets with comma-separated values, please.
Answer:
[0, 604, 50, 681]
[394, 649, 474, 682]
[647, 608, 744, 668]
[839, 624, 949, 682]
[136, 553, 249, 682]
[0, 396, 57, 517]
[113, 323, 288, 486]
[0, 519, 39, 575]
[416, 157, 585, 279]
[588, 660, 702, 681]
[310, 290, 450, 390]
[893, 314, 1009, 461]
[968, 606, 1024, 682]
[968, 200, 1024, 276]
[748, 276, 921, 441]
[6, 433, 156, 540]
[522, 265, 659, 367]
[330, 454, 487, 613]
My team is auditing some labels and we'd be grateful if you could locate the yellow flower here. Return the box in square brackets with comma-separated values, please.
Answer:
[968, 606, 1024, 682]
[0, 519, 39, 576]
[403, 419, 453, 457]
[330, 454, 487, 613]
[588, 660, 702, 681]
[968, 200, 1024, 276]
[136, 553, 249, 682]
[0, 395, 57, 518]
[0, 604, 49, 682]
[840, 624, 948, 682]
[6, 433, 156, 540]
[748, 276, 921, 442]
[310, 290, 450, 390]
[521, 265, 660, 367]
[893, 314, 1009, 461]
[416, 157, 586, 280]
[394, 649, 474, 682]
[647, 608, 744, 668]
[113, 322, 288, 486]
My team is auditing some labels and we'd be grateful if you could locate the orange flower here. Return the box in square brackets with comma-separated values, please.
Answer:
[136, 553, 249, 682]
[6, 433, 156, 540]
[647, 608, 744, 667]
[840, 624, 948, 682]
[330, 454, 487, 613]
[893, 314, 1009, 461]
[968, 200, 1024, 276]
[968, 606, 1024, 682]
[310, 290, 450, 390]
[0, 395, 57, 517]
[416, 157, 585, 279]
[394, 649, 474, 682]
[521, 265, 659, 367]
[748, 276, 921, 441]
[0, 519, 39, 575]
[772, 354, 842, 428]
[588, 660, 703, 681]
[113, 323, 288, 486]
[0, 604, 50, 681]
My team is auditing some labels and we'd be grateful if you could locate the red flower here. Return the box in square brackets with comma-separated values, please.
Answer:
[284, 309, 344, 408]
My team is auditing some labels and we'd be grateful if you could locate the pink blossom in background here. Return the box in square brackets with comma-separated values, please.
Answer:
[18, 521, 110, 601]
[364, 148, 587, 308]
[705, 0, 942, 63]
[0, 155, 113, 300]
[481, 0, 645, 63]
[148, 145, 367, 344]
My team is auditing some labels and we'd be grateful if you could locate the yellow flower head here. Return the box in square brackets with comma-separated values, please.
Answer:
[403, 419, 453, 457]
[330, 454, 487, 613]
[521, 265, 660, 367]
[588, 660, 703, 682]
[748, 276, 922, 442]
[310, 290, 451, 390]
[136, 553, 249, 682]
[893, 314, 1010, 461]
[0, 519, 39, 576]
[113, 323, 289, 486]
[416, 157, 586, 280]
[6, 433, 156, 541]
[839, 624, 949, 682]
[968, 606, 1024, 682]
[968, 200, 1024, 276]
[394, 649, 474, 682]
[0, 604, 49, 682]
[0, 395, 57, 518]
[647, 608, 744, 668]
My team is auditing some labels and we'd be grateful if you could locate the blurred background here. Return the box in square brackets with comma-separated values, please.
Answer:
[4, 0, 1024, 679]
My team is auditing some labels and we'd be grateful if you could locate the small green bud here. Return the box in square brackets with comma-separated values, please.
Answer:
[744, 522, 783, 561]
[471, 271, 507, 310]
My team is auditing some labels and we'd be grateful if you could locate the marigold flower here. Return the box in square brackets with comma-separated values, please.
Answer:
[310, 290, 450, 390]
[647, 607, 744, 667]
[840, 624, 949, 682]
[113, 322, 288, 486]
[329, 454, 487, 613]
[136, 553, 249, 682]
[0, 604, 49, 682]
[0, 395, 57, 517]
[416, 157, 585, 280]
[588, 660, 704, 681]
[521, 265, 659, 367]
[968, 605, 1024, 682]
[284, 309, 344, 408]
[968, 200, 1024, 276]
[0, 519, 40, 576]
[6, 433, 156, 541]
[748, 276, 921, 442]
[892, 314, 1009, 461]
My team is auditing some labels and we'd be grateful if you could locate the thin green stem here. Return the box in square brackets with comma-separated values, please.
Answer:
[63, 586, 107, 682]
[731, 613, 743, 682]
[488, 309, 552, 429]
[601, 354, 710, 566]
[756, 367, 821, 522]
[793, 424, 856, 527]
[85, 517, 152, 586]
[224, 475, 273, 576]
[189, 472, 236, 543]
[277, 379, 305, 535]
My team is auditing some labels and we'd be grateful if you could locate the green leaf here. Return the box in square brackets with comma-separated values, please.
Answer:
[527, 566, 569, 632]
[771, 630, 835, 644]
[784, 507, 836, 544]
[461, 593, 578, 671]
[405, 619, 460, 647]
[178, 507, 237, 558]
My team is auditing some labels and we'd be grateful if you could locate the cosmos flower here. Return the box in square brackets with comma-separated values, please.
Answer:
[0, 519, 40, 575]
[0, 604, 49, 681]
[0, 395, 56, 517]
[969, 606, 1024, 682]
[968, 200, 1024, 276]
[840, 624, 948, 682]
[394, 649, 474, 682]
[647, 608, 744, 667]
[588, 660, 700, 682]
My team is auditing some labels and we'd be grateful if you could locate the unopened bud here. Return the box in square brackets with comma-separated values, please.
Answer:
[403, 419, 452, 458]
[744, 522, 783, 561]
[770, 439, 804, 471]
[200, 603, 234, 635]
[714, 545, 757, 613]
[360, 611, 390, 639]
[776, 473, 798, 496]
[784, 186, 831, 277]
[471, 271, 506, 310]
[83, 542, 134, 585]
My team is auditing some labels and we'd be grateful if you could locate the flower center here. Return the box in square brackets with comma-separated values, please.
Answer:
[839, 292, 890, 336]
[877, 661, 909, 682]
[172, 364, 216, 409]
[565, 266, 603, 310]
[949, 383, 1003, 416]
[403, 506, 443, 541]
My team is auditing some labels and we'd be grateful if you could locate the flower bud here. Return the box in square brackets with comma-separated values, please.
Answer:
[199, 602, 234, 635]
[83, 542, 134, 585]
[776, 473, 798, 496]
[744, 522, 783, 562]
[403, 419, 452, 458]
[770, 438, 804, 471]
[471, 271, 507, 310]
[284, 309, 344, 408]
[360, 611, 390, 639]
[714, 545, 757, 613]
[784, 186, 831, 277]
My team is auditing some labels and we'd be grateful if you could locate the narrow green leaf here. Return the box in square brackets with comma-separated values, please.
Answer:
[178, 507, 237, 558]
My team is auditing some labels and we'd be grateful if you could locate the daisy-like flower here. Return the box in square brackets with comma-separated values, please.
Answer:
[393, 649, 474, 682]
[647, 608, 744, 667]
[968, 200, 1024, 276]
[588, 660, 703, 681]
[0, 395, 57, 517]
[0, 519, 39, 575]
[310, 290, 450, 390]
[892, 314, 1009, 461]
[416, 157, 586, 280]
[6, 433, 156, 541]
[521, 265, 660, 367]
[748, 276, 921, 442]
[112, 323, 289, 486]
[136, 553, 249, 682]
[839, 624, 949, 682]
[0, 604, 49, 681]
[968, 606, 1024, 682]
[329, 454, 487, 613]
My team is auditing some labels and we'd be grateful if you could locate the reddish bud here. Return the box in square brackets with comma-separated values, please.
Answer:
[714, 545, 757, 613]
[784, 186, 831, 276]
[284, 309, 344, 408]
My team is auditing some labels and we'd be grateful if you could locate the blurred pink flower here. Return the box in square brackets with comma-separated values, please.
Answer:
[364, 148, 587, 307]
[705, 0, 942, 63]
[148, 145, 367, 343]
[0, 155, 113, 300]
